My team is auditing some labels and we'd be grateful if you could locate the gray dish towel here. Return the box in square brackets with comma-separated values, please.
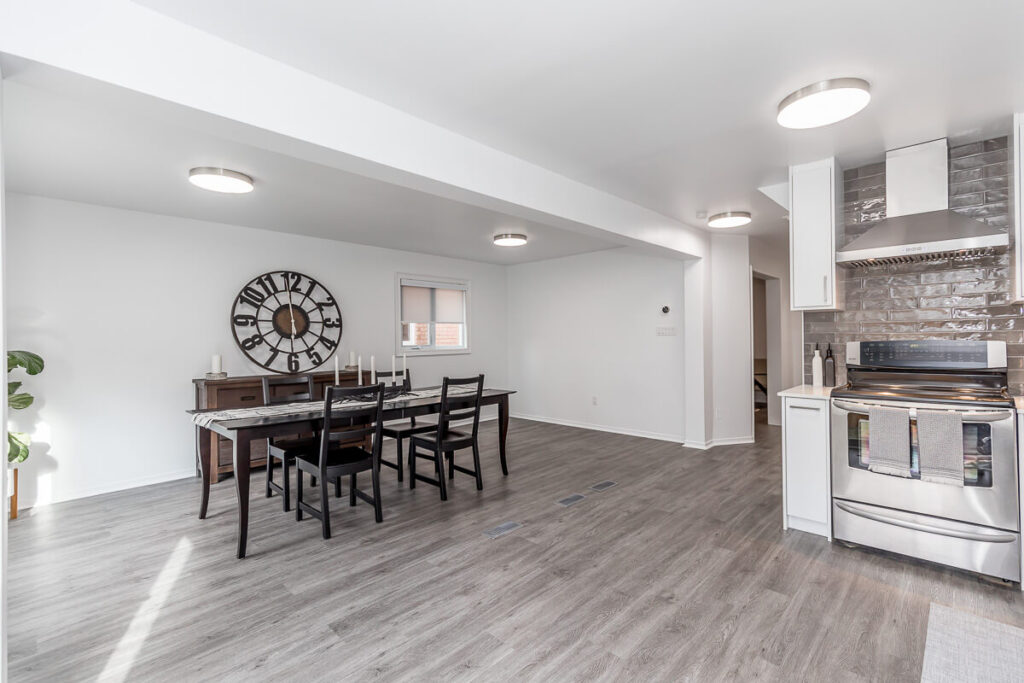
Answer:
[868, 406, 912, 478]
[917, 409, 964, 487]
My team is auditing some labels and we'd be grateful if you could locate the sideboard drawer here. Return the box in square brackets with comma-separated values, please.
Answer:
[216, 387, 262, 409]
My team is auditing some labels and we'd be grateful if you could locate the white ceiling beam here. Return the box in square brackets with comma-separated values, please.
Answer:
[0, 0, 708, 260]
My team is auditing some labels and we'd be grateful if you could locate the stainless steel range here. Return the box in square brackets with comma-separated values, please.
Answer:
[831, 340, 1020, 582]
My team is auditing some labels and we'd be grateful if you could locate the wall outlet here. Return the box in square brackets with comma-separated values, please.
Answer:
[592, 396, 598, 406]
[656, 326, 677, 336]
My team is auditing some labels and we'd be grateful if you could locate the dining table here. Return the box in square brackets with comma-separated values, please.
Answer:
[188, 386, 515, 558]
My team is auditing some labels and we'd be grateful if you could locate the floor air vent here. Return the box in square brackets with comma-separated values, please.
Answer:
[483, 521, 521, 539]
[557, 494, 585, 507]
[590, 481, 617, 492]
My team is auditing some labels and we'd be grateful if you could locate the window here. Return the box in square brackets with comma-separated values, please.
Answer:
[397, 276, 469, 354]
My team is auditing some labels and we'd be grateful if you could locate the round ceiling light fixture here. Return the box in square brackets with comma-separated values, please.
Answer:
[188, 167, 254, 194]
[707, 211, 752, 229]
[776, 78, 871, 129]
[493, 233, 528, 247]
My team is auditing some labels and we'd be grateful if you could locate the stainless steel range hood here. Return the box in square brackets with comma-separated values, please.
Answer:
[835, 139, 1008, 267]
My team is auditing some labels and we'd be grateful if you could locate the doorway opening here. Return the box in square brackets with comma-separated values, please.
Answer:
[752, 275, 768, 424]
[751, 270, 783, 438]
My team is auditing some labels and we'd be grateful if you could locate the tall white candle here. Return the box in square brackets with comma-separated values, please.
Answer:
[403, 353, 408, 382]
[357, 356, 362, 385]
[370, 355, 376, 384]
[211, 354, 222, 374]
[391, 355, 396, 385]
[348, 351, 356, 367]
[334, 355, 340, 385]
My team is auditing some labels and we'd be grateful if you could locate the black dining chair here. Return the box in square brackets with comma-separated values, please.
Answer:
[409, 375, 484, 500]
[373, 370, 433, 483]
[262, 374, 317, 512]
[295, 383, 386, 538]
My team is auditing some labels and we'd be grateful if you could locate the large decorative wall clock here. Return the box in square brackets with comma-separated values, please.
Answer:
[230, 271, 342, 374]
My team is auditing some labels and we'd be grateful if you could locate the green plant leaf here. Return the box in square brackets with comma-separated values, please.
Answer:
[7, 431, 30, 463]
[7, 351, 44, 375]
[7, 381, 21, 395]
[8, 392, 33, 410]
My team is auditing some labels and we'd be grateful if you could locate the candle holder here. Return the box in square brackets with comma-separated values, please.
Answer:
[205, 371, 228, 380]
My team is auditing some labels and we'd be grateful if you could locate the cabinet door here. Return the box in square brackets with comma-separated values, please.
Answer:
[789, 158, 837, 309]
[784, 398, 829, 525]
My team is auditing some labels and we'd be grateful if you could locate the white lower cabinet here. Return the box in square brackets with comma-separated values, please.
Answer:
[781, 394, 831, 539]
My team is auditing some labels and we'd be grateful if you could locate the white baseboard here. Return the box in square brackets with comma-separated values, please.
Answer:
[681, 435, 755, 450]
[24, 468, 198, 509]
[710, 435, 755, 447]
[511, 413, 684, 444]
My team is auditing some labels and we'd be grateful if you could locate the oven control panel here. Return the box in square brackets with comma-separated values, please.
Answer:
[846, 340, 1007, 369]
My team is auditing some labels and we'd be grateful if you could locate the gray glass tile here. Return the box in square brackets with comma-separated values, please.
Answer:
[918, 320, 987, 331]
[888, 308, 951, 321]
[920, 268, 985, 284]
[953, 305, 1023, 319]
[920, 295, 986, 308]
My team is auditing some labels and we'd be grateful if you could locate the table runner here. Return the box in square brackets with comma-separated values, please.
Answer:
[191, 385, 476, 428]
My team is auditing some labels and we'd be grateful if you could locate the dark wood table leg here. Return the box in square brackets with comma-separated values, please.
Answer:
[498, 395, 510, 476]
[233, 432, 252, 559]
[198, 425, 211, 519]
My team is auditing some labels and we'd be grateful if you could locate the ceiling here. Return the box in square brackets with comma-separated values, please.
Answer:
[0, 62, 622, 265]
[135, 0, 1024, 238]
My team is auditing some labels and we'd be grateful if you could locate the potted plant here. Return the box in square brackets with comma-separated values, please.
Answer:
[7, 350, 43, 519]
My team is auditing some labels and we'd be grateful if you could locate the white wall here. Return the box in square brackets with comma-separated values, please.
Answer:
[5, 194, 509, 508]
[709, 234, 753, 444]
[507, 248, 686, 441]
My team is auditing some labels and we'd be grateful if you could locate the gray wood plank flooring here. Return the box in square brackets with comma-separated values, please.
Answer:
[8, 419, 1024, 681]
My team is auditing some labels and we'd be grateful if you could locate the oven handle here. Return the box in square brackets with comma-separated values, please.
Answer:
[832, 399, 1013, 422]
[835, 500, 1018, 543]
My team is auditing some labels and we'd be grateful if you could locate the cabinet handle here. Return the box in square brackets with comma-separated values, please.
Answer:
[822, 275, 828, 300]
[790, 405, 821, 411]
[241, 395, 256, 402]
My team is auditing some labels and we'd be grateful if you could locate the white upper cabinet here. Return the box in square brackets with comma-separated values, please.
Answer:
[789, 157, 842, 310]
[1014, 114, 1023, 301]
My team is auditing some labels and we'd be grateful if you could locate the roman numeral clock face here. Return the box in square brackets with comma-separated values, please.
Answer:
[230, 271, 342, 374]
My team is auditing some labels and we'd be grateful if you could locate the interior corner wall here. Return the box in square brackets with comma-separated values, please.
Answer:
[506, 248, 686, 442]
[4, 194, 509, 508]
[710, 234, 754, 444]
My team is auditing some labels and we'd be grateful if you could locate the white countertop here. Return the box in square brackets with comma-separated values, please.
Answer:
[778, 384, 834, 400]
[779, 385, 1024, 411]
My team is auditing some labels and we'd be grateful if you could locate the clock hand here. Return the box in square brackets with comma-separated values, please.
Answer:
[287, 289, 298, 338]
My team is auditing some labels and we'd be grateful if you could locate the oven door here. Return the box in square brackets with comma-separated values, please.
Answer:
[830, 397, 1018, 531]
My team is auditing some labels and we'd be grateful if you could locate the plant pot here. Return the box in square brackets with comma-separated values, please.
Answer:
[8, 464, 18, 520]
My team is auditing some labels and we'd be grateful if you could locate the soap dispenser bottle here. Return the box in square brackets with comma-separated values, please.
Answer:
[824, 343, 836, 387]
[812, 345, 824, 388]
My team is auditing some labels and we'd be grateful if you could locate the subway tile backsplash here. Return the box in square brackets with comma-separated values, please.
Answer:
[803, 136, 1021, 391]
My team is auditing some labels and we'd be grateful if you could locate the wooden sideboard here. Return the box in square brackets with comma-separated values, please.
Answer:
[193, 370, 370, 482]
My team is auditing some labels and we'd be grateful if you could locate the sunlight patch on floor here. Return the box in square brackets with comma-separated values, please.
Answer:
[98, 537, 192, 682]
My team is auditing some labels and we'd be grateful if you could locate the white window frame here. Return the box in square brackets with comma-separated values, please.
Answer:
[395, 273, 471, 356]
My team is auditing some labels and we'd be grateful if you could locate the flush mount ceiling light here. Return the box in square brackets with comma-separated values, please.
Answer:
[493, 233, 528, 247]
[707, 211, 752, 229]
[188, 167, 254, 194]
[777, 78, 871, 129]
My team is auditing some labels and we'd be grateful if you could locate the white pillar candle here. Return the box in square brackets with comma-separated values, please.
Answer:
[357, 356, 362, 385]
[334, 355, 340, 385]
[403, 353, 408, 382]
[211, 354, 222, 374]
[348, 351, 356, 367]
[391, 355, 396, 385]
[370, 355, 376, 384]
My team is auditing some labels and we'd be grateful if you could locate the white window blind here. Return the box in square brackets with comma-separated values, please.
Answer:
[397, 277, 469, 353]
